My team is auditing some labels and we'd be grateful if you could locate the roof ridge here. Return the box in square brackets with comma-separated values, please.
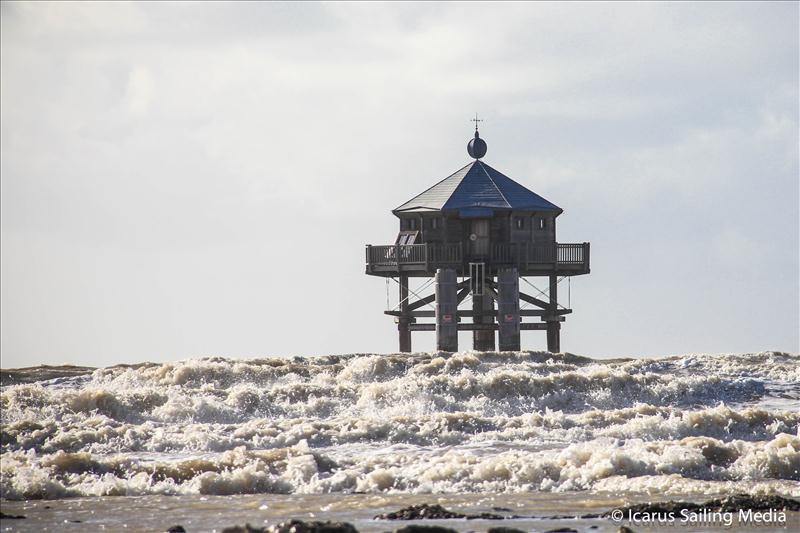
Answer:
[478, 160, 511, 208]
[481, 162, 562, 212]
[393, 161, 475, 213]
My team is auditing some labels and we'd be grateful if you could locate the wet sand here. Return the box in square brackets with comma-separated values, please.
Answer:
[1, 492, 799, 533]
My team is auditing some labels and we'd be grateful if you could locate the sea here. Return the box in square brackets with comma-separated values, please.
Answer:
[1, 351, 798, 532]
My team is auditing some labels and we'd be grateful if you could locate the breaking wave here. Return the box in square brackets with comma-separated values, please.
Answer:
[1, 351, 798, 500]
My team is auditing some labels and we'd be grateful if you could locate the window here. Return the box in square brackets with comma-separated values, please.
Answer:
[515, 217, 524, 230]
[409, 218, 417, 230]
[431, 217, 440, 230]
[538, 218, 546, 230]
[396, 231, 418, 245]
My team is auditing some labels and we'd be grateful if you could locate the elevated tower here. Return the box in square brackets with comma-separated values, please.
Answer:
[365, 123, 590, 352]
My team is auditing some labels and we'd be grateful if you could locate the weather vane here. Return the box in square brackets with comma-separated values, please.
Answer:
[471, 113, 483, 132]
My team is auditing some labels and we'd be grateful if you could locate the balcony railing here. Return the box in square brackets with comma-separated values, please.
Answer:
[493, 242, 587, 264]
[365, 242, 589, 272]
[366, 243, 462, 267]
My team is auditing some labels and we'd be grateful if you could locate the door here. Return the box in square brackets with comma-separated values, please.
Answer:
[470, 219, 490, 257]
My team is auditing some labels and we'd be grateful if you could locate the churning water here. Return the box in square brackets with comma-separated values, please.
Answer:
[1, 351, 798, 531]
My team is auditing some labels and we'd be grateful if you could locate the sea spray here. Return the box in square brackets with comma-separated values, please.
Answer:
[1, 351, 798, 500]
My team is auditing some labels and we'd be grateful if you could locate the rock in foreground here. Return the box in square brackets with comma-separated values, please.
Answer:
[604, 494, 800, 516]
[375, 504, 503, 520]
[394, 526, 459, 533]
[223, 520, 358, 533]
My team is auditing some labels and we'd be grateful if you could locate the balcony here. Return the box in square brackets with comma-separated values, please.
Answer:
[365, 242, 590, 277]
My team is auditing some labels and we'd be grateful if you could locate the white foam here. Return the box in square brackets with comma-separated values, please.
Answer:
[1, 351, 798, 500]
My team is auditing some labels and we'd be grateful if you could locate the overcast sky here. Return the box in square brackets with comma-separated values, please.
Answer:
[1, 1, 798, 368]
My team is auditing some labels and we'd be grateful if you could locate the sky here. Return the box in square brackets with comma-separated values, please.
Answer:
[1, 1, 798, 369]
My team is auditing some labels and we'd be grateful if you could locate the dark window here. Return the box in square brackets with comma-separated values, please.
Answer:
[431, 217, 439, 230]
[515, 217, 524, 230]
[538, 218, 546, 230]
[395, 231, 418, 245]
[409, 218, 417, 230]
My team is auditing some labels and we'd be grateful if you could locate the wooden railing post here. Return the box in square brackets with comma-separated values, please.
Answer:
[585, 242, 590, 271]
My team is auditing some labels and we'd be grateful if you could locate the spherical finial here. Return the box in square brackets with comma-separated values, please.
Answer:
[468, 130, 487, 159]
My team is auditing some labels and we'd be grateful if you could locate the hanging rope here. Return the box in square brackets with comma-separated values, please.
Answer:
[519, 276, 542, 310]
[521, 276, 569, 310]
[520, 277, 550, 303]
[390, 276, 436, 311]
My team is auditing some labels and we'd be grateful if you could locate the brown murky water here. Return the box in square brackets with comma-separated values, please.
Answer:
[2, 492, 799, 532]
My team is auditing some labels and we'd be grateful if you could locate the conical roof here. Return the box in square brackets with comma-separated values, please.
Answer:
[393, 160, 561, 217]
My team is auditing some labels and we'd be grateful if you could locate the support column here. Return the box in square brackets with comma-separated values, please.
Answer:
[398, 275, 411, 353]
[546, 275, 561, 353]
[473, 285, 495, 351]
[497, 268, 520, 351]
[435, 268, 458, 352]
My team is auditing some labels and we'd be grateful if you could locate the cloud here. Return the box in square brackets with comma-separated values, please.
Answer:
[125, 66, 155, 116]
[1, 1, 797, 366]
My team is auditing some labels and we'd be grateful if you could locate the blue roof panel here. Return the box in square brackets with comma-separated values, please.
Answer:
[393, 160, 561, 216]
[443, 163, 509, 210]
[481, 163, 561, 211]
[457, 207, 495, 218]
